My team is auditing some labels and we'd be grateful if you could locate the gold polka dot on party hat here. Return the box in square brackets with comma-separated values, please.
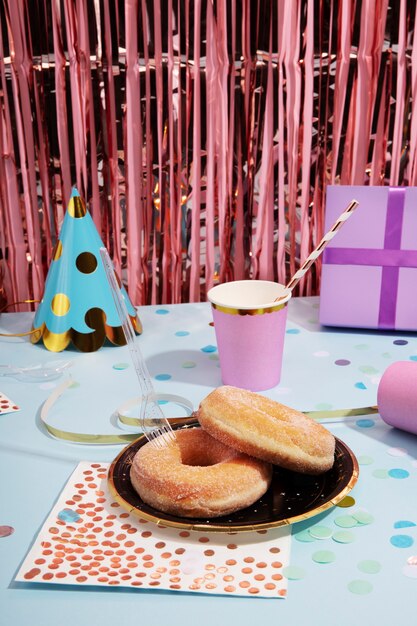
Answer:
[51, 293, 70, 316]
[76, 252, 97, 274]
[68, 195, 87, 218]
[52, 240, 63, 261]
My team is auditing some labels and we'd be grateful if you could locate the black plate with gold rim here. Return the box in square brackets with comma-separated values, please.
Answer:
[107, 421, 359, 533]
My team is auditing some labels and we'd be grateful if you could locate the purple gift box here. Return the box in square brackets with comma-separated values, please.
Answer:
[319, 185, 417, 331]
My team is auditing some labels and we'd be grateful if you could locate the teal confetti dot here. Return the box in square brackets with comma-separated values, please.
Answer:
[410, 356, 417, 362]
[352, 511, 374, 525]
[294, 530, 316, 543]
[282, 565, 306, 580]
[356, 418, 375, 428]
[155, 309, 170, 315]
[348, 580, 373, 595]
[359, 365, 379, 374]
[358, 560, 381, 574]
[333, 531, 355, 544]
[394, 520, 416, 529]
[112, 362, 129, 370]
[175, 331, 190, 336]
[372, 469, 389, 479]
[382, 352, 392, 358]
[355, 344, 369, 350]
[182, 361, 196, 369]
[390, 535, 414, 548]
[358, 455, 374, 465]
[309, 526, 333, 540]
[312, 550, 336, 564]
[157, 400, 168, 405]
[155, 374, 172, 381]
[201, 345, 217, 353]
[58, 509, 81, 523]
[334, 515, 358, 528]
[209, 354, 219, 360]
[388, 468, 410, 479]
[286, 328, 300, 334]
[354, 382, 367, 390]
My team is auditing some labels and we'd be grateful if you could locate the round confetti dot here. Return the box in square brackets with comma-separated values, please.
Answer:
[282, 565, 306, 580]
[359, 365, 379, 374]
[313, 351, 330, 357]
[354, 382, 367, 390]
[154, 374, 172, 381]
[112, 363, 129, 370]
[394, 520, 416, 529]
[314, 403, 333, 411]
[332, 531, 355, 544]
[355, 344, 369, 350]
[352, 511, 374, 525]
[175, 331, 190, 336]
[75, 251, 97, 274]
[58, 509, 81, 523]
[201, 345, 217, 353]
[334, 515, 358, 528]
[372, 469, 389, 479]
[387, 447, 408, 457]
[335, 359, 351, 366]
[309, 526, 333, 540]
[181, 361, 196, 368]
[382, 352, 392, 358]
[208, 354, 219, 360]
[286, 328, 300, 334]
[358, 455, 374, 465]
[0, 525, 14, 538]
[358, 560, 381, 574]
[393, 339, 408, 345]
[312, 550, 336, 564]
[402, 565, 417, 579]
[388, 468, 409, 479]
[293, 530, 316, 543]
[348, 580, 373, 594]
[390, 535, 414, 548]
[410, 356, 417, 362]
[356, 418, 375, 428]
[336, 496, 356, 508]
[155, 309, 170, 315]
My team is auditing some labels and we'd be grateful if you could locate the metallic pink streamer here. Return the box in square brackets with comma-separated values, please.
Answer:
[1, 0, 417, 310]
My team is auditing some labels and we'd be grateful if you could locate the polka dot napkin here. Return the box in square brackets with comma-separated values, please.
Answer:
[0, 392, 20, 415]
[16, 462, 291, 598]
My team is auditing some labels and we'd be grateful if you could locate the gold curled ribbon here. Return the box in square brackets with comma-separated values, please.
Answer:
[305, 406, 379, 421]
[40, 379, 195, 445]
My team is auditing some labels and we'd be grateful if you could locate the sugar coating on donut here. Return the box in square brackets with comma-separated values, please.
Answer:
[197, 386, 336, 475]
[130, 428, 273, 518]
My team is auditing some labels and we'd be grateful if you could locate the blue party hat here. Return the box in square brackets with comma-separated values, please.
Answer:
[31, 188, 142, 352]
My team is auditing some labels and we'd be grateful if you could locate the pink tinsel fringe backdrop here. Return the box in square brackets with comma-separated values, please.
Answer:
[0, 0, 415, 308]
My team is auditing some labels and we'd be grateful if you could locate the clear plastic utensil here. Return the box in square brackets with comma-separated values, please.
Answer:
[99, 247, 175, 448]
[0, 361, 72, 382]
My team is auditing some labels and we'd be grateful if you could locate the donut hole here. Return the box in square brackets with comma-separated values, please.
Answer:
[177, 430, 233, 467]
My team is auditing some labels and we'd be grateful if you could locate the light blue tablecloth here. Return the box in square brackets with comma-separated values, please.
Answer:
[1, 297, 417, 625]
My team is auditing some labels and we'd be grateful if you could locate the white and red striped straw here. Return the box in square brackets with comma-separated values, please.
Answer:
[279, 199, 359, 298]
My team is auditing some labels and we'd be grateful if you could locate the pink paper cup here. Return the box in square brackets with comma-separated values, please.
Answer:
[207, 280, 292, 391]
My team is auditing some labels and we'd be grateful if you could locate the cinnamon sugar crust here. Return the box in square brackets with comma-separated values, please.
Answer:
[197, 386, 336, 475]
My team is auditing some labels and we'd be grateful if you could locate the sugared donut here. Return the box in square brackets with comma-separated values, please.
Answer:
[197, 386, 336, 475]
[130, 428, 272, 518]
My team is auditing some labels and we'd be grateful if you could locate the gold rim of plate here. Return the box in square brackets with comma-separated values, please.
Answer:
[107, 424, 359, 533]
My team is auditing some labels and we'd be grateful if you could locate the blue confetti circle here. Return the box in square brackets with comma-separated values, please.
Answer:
[155, 373, 172, 381]
[394, 520, 416, 529]
[354, 382, 367, 390]
[58, 509, 81, 523]
[390, 535, 414, 548]
[393, 339, 408, 345]
[410, 356, 417, 362]
[175, 331, 190, 336]
[356, 419, 375, 428]
[388, 468, 410, 479]
[286, 328, 300, 334]
[155, 309, 170, 315]
[201, 345, 217, 353]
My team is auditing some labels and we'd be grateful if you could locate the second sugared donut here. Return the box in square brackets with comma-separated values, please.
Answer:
[197, 386, 336, 475]
[130, 428, 272, 518]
